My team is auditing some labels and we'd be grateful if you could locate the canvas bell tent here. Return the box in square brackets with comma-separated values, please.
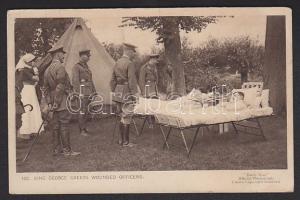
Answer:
[37, 18, 115, 104]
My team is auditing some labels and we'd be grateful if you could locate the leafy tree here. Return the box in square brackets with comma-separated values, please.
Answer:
[121, 16, 217, 95]
[15, 18, 73, 102]
[15, 18, 73, 62]
[102, 42, 123, 61]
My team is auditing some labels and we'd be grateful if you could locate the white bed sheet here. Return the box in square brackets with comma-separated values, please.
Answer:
[134, 98, 273, 127]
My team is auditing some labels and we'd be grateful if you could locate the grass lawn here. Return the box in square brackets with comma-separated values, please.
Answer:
[16, 115, 287, 172]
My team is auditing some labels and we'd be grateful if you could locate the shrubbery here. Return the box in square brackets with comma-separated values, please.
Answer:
[182, 36, 264, 93]
[103, 36, 265, 94]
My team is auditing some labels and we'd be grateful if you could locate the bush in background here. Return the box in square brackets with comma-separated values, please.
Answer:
[102, 36, 264, 94]
[182, 36, 264, 93]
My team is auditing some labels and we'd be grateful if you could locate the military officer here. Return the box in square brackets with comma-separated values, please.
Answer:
[139, 54, 160, 98]
[138, 54, 160, 128]
[110, 43, 139, 147]
[72, 49, 96, 136]
[43, 45, 80, 156]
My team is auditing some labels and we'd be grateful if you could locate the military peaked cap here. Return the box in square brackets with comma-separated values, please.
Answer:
[48, 45, 66, 54]
[123, 42, 137, 52]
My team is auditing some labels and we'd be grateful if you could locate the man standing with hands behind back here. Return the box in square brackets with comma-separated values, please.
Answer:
[72, 49, 96, 137]
[110, 43, 139, 147]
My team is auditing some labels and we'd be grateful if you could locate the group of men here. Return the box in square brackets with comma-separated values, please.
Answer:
[41, 42, 160, 156]
[110, 43, 160, 147]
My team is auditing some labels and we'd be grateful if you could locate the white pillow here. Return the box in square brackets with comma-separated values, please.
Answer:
[261, 89, 270, 108]
[224, 101, 248, 111]
[244, 88, 259, 107]
[253, 96, 262, 109]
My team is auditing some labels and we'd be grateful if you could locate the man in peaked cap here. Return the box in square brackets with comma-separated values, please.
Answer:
[139, 54, 160, 98]
[110, 42, 139, 147]
[123, 43, 137, 52]
[72, 48, 96, 136]
[48, 45, 67, 54]
[138, 53, 160, 128]
[43, 46, 81, 156]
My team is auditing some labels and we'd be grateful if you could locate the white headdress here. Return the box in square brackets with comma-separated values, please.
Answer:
[15, 53, 36, 70]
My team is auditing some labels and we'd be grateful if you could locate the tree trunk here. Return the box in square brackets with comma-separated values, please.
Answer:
[263, 16, 286, 114]
[163, 18, 186, 96]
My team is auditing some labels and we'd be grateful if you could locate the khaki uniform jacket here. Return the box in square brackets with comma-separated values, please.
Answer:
[110, 56, 138, 98]
[139, 62, 158, 97]
[72, 62, 96, 96]
[43, 60, 72, 111]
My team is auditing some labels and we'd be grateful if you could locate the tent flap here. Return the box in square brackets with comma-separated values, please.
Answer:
[46, 18, 115, 104]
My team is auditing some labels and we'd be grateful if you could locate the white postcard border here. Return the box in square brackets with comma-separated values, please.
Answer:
[7, 7, 293, 194]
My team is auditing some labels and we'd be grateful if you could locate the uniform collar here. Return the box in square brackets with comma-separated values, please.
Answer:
[53, 59, 62, 63]
[147, 62, 156, 69]
[122, 55, 130, 59]
[79, 61, 88, 67]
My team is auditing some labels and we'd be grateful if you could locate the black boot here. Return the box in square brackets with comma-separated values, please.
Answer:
[52, 130, 62, 155]
[61, 127, 80, 156]
[118, 123, 124, 145]
[123, 124, 136, 147]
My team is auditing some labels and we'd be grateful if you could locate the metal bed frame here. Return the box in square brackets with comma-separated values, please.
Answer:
[154, 114, 275, 157]
[111, 81, 273, 156]
[111, 112, 274, 157]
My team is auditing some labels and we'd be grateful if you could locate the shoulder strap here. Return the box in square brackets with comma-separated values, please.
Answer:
[77, 62, 84, 67]
[45, 65, 57, 90]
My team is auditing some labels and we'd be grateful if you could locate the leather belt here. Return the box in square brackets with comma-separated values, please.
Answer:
[117, 81, 128, 85]
[146, 80, 156, 83]
[80, 79, 88, 83]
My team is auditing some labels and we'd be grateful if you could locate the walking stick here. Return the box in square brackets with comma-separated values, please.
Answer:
[22, 108, 52, 162]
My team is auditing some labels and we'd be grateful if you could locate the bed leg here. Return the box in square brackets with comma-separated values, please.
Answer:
[159, 125, 169, 149]
[231, 122, 239, 135]
[163, 127, 172, 149]
[180, 129, 189, 154]
[188, 127, 201, 157]
[256, 118, 266, 140]
[205, 126, 210, 134]
[132, 118, 140, 136]
[140, 116, 148, 134]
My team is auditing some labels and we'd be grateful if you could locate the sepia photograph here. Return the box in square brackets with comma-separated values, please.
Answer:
[7, 8, 293, 193]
